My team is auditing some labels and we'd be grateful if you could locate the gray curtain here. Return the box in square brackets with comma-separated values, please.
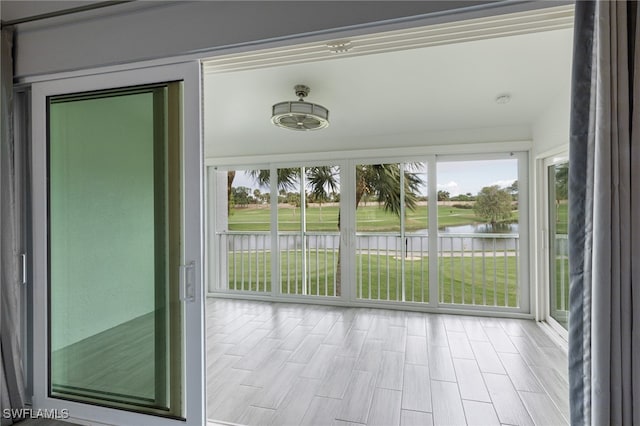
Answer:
[1, 26, 25, 425]
[569, 1, 640, 425]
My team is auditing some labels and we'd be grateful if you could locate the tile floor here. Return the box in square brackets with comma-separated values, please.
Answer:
[206, 298, 569, 426]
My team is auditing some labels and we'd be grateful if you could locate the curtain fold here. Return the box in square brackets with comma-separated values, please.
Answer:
[1, 26, 25, 425]
[569, 1, 640, 424]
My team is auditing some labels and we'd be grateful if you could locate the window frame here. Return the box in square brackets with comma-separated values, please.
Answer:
[207, 147, 532, 317]
[540, 153, 570, 340]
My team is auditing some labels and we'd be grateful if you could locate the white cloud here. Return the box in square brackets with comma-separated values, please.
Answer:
[437, 180, 461, 195]
[489, 179, 516, 189]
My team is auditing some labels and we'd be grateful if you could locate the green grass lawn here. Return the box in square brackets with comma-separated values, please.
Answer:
[228, 203, 517, 232]
[553, 202, 568, 234]
[548, 255, 570, 329]
[224, 250, 520, 308]
[224, 203, 522, 308]
[553, 255, 570, 309]
[439, 256, 518, 307]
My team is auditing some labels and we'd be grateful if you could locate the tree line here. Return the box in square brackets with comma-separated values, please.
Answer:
[228, 166, 518, 226]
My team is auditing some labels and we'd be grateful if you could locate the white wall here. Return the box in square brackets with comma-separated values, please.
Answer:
[532, 84, 571, 156]
[204, 123, 532, 160]
[530, 81, 570, 322]
[12, 1, 566, 78]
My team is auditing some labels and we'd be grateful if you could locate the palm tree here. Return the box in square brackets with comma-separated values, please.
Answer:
[305, 164, 422, 295]
[232, 164, 422, 296]
[355, 164, 421, 214]
[226, 168, 298, 211]
[248, 168, 299, 192]
[306, 166, 339, 221]
[227, 171, 235, 213]
[554, 164, 569, 233]
[555, 164, 568, 201]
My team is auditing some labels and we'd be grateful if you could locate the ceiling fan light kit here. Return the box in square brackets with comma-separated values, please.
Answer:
[271, 84, 330, 131]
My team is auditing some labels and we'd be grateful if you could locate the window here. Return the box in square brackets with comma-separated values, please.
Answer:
[437, 157, 522, 308]
[355, 162, 430, 303]
[208, 152, 529, 313]
[547, 161, 569, 329]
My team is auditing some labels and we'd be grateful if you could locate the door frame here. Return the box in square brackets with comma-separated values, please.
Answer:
[540, 152, 569, 340]
[30, 61, 205, 426]
[435, 151, 530, 314]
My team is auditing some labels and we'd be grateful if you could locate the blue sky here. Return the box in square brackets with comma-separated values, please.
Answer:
[437, 159, 517, 196]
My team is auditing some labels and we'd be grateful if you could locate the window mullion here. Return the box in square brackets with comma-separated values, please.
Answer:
[428, 155, 438, 307]
[400, 163, 406, 302]
[270, 165, 280, 297]
[300, 167, 307, 295]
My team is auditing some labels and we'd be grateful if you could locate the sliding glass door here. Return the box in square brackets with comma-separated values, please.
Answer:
[32, 63, 203, 425]
[49, 85, 179, 413]
[211, 165, 342, 298]
[355, 162, 430, 303]
[436, 157, 523, 308]
[547, 161, 569, 329]
[278, 166, 341, 297]
[211, 167, 273, 293]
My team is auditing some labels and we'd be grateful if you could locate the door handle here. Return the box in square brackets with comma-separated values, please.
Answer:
[20, 253, 27, 285]
[180, 261, 196, 302]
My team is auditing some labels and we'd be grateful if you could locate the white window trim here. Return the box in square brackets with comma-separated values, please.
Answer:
[207, 147, 532, 318]
[30, 61, 205, 426]
[201, 4, 574, 75]
[537, 151, 569, 341]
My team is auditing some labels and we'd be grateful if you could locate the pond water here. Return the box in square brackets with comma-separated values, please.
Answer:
[439, 223, 519, 234]
[436, 223, 518, 251]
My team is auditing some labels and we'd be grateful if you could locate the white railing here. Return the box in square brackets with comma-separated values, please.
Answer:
[214, 231, 520, 308]
[356, 233, 430, 303]
[279, 232, 340, 297]
[214, 231, 340, 296]
[438, 233, 519, 307]
[218, 231, 271, 293]
[551, 233, 569, 322]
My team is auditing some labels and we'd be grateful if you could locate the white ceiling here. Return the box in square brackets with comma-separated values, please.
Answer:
[204, 26, 573, 160]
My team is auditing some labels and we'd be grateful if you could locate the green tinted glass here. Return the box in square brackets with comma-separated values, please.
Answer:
[48, 85, 182, 416]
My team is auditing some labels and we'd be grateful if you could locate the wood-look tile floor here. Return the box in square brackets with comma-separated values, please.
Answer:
[206, 298, 569, 426]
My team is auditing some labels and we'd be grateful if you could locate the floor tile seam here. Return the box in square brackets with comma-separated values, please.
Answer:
[484, 334, 519, 355]
[451, 354, 477, 361]
[479, 373, 522, 426]
[460, 396, 496, 404]
[453, 356, 491, 398]
[245, 403, 277, 412]
[517, 390, 569, 425]
[483, 372, 536, 426]
[399, 408, 434, 415]
[313, 368, 358, 400]
[229, 365, 255, 372]
[521, 367, 570, 422]
[403, 360, 430, 367]
[334, 373, 378, 425]
[506, 330, 568, 378]
[206, 300, 567, 426]
[460, 398, 500, 426]
[374, 384, 404, 392]
[495, 351, 546, 393]
[231, 349, 293, 369]
[518, 322, 563, 350]
[428, 378, 459, 385]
